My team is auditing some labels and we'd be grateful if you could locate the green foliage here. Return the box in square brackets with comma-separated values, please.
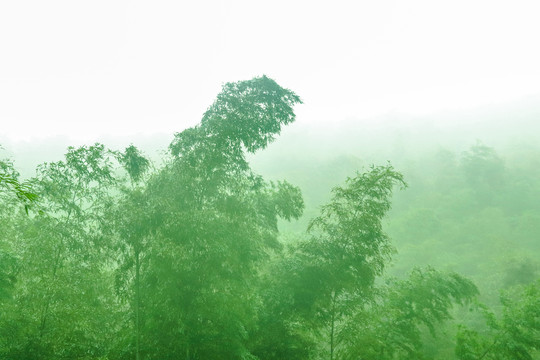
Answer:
[199, 75, 302, 153]
[116, 144, 151, 185]
[383, 144, 540, 300]
[305, 164, 407, 291]
[2, 81, 538, 360]
[0, 157, 38, 214]
[339, 268, 478, 359]
[456, 280, 540, 360]
[252, 165, 408, 359]
[0, 143, 120, 359]
[109, 76, 304, 359]
[0, 250, 17, 301]
[461, 142, 506, 189]
[0, 156, 37, 318]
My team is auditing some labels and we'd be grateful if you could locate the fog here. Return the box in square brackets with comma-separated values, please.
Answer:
[2, 89, 539, 358]
[1, 1, 540, 359]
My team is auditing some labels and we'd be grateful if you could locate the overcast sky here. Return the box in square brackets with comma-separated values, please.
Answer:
[1, 0, 539, 143]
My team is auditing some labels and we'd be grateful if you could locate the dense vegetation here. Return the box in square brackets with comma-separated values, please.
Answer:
[1, 77, 539, 359]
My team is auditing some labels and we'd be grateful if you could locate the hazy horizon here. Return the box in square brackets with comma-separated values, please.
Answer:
[2, 0, 539, 143]
[2, 3, 539, 358]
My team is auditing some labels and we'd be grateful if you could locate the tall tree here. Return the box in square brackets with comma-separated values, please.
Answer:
[253, 164, 406, 359]
[111, 145, 152, 360]
[127, 75, 304, 359]
[305, 164, 406, 359]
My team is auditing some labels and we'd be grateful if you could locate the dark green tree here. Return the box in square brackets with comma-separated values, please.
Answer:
[133, 75, 304, 359]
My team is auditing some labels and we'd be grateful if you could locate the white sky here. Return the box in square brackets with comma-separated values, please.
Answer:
[1, 0, 539, 143]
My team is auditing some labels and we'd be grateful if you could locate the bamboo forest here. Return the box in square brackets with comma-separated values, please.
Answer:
[1, 76, 539, 359]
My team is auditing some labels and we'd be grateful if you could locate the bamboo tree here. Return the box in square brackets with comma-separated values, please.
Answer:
[1, 144, 118, 358]
[115, 144, 151, 360]
[138, 75, 304, 359]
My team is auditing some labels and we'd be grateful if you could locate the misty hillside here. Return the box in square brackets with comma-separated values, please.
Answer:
[3, 93, 540, 179]
[2, 79, 539, 359]
[2, 0, 540, 357]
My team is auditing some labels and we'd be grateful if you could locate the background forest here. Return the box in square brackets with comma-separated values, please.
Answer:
[1, 77, 539, 359]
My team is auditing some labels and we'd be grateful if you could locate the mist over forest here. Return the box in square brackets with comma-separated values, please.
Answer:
[1, 76, 539, 359]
